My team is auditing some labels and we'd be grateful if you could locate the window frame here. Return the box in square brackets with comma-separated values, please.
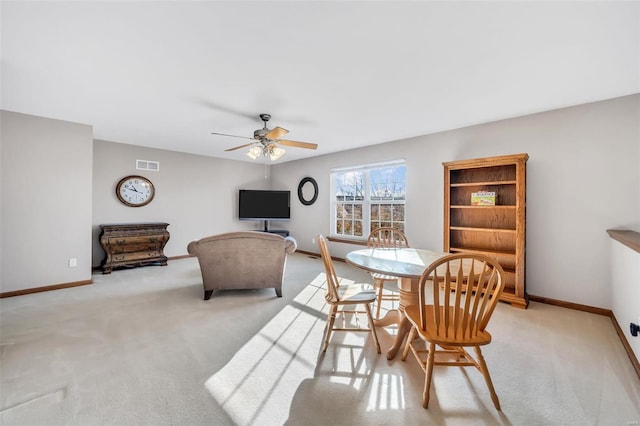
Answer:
[330, 160, 406, 242]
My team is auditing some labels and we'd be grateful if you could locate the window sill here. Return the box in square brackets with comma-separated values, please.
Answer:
[327, 236, 368, 246]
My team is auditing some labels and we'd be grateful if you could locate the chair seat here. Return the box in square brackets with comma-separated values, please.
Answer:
[371, 272, 400, 281]
[405, 305, 493, 347]
[335, 283, 378, 304]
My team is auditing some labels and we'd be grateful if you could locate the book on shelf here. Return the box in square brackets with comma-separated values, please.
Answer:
[471, 191, 496, 206]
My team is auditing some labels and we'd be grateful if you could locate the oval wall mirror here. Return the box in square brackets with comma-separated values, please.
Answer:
[298, 177, 318, 206]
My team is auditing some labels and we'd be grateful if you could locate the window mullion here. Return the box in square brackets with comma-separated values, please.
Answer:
[364, 169, 371, 237]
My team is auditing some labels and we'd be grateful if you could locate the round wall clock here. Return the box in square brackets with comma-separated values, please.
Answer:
[116, 175, 155, 207]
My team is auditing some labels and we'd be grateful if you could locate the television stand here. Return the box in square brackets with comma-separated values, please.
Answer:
[261, 221, 289, 237]
[265, 229, 290, 237]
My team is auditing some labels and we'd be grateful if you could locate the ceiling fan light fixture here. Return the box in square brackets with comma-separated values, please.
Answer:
[269, 146, 286, 161]
[247, 146, 262, 160]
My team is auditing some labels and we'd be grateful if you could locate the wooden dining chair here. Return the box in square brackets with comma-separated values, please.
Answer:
[317, 235, 381, 354]
[366, 227, 409, 319]
[401, 253, 505, 409]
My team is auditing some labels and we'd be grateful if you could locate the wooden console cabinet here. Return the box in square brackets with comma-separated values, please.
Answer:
[100, 223, 170, 274]
[443, 154, 528, 308]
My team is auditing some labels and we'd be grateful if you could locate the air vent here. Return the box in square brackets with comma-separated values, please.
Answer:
[136, 160, 159, 171]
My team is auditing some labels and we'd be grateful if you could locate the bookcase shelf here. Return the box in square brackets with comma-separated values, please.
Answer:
[450, 226, 516, 233]
[450, 205, 516, 209]
[443, 153, 528, 308]
[450, 180, 517, 187]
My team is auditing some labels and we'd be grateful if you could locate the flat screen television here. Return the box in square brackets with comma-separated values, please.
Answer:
[238, 190, 291, 223]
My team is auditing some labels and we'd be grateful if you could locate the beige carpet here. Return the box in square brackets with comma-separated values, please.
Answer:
[1, 253, 639, 425]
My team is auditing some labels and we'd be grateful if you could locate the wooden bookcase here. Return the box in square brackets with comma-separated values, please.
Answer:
[443, 153, 528, 308]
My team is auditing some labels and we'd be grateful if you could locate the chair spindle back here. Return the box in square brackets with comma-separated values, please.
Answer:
[419, 253, 505, 340]
[367, 227, 409, 249]
[317, 235, 341, 303]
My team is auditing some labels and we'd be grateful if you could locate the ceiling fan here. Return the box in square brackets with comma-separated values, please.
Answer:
[211, 113, 318, 161]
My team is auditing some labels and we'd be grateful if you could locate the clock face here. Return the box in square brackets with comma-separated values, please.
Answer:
[116, 175, 155, 207]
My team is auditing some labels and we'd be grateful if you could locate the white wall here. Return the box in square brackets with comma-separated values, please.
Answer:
[272, 94, 640, 309]
[1, 111, 93, 293]
[92, 140, 269, 267]
[2, 95, 638, 310]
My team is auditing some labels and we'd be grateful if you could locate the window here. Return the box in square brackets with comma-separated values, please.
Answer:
[331, 161, 406, 240]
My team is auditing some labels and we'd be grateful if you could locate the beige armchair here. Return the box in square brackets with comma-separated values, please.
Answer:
[187, 231, 297, 300]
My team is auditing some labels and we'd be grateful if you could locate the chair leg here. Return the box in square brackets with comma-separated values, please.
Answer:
[322, 305, 338, 352]
[364, 303, 381, 354]
[423, 342, 436, 409]
[375, 279, 384, 319]
[401, 326, 417, 361]
[473, 346, 501, 410]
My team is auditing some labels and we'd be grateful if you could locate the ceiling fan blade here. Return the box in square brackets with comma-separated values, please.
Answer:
[278, 139, 318, 150]
[265, 126, 289, 140]
[211, 132, 254, 140]
[224, 142, 257, 152]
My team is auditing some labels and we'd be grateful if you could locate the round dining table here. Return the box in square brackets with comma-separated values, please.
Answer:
[345, 247, 447, 360]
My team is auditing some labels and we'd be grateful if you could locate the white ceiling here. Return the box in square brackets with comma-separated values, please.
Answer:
[2, 1, 639, 163]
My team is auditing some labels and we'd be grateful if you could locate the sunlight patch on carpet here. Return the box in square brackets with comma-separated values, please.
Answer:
[205, 272, 410, 425]
[205, 274, 329, 426]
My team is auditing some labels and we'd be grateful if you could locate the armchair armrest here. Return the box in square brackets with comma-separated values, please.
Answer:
[285, 236, 297, 254]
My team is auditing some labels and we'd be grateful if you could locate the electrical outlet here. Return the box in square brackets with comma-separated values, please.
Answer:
[68, 258, 77, 268]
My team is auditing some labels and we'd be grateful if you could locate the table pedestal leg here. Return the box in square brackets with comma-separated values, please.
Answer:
[373, 309, 399, 327]
[383, 277, 420, 360]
